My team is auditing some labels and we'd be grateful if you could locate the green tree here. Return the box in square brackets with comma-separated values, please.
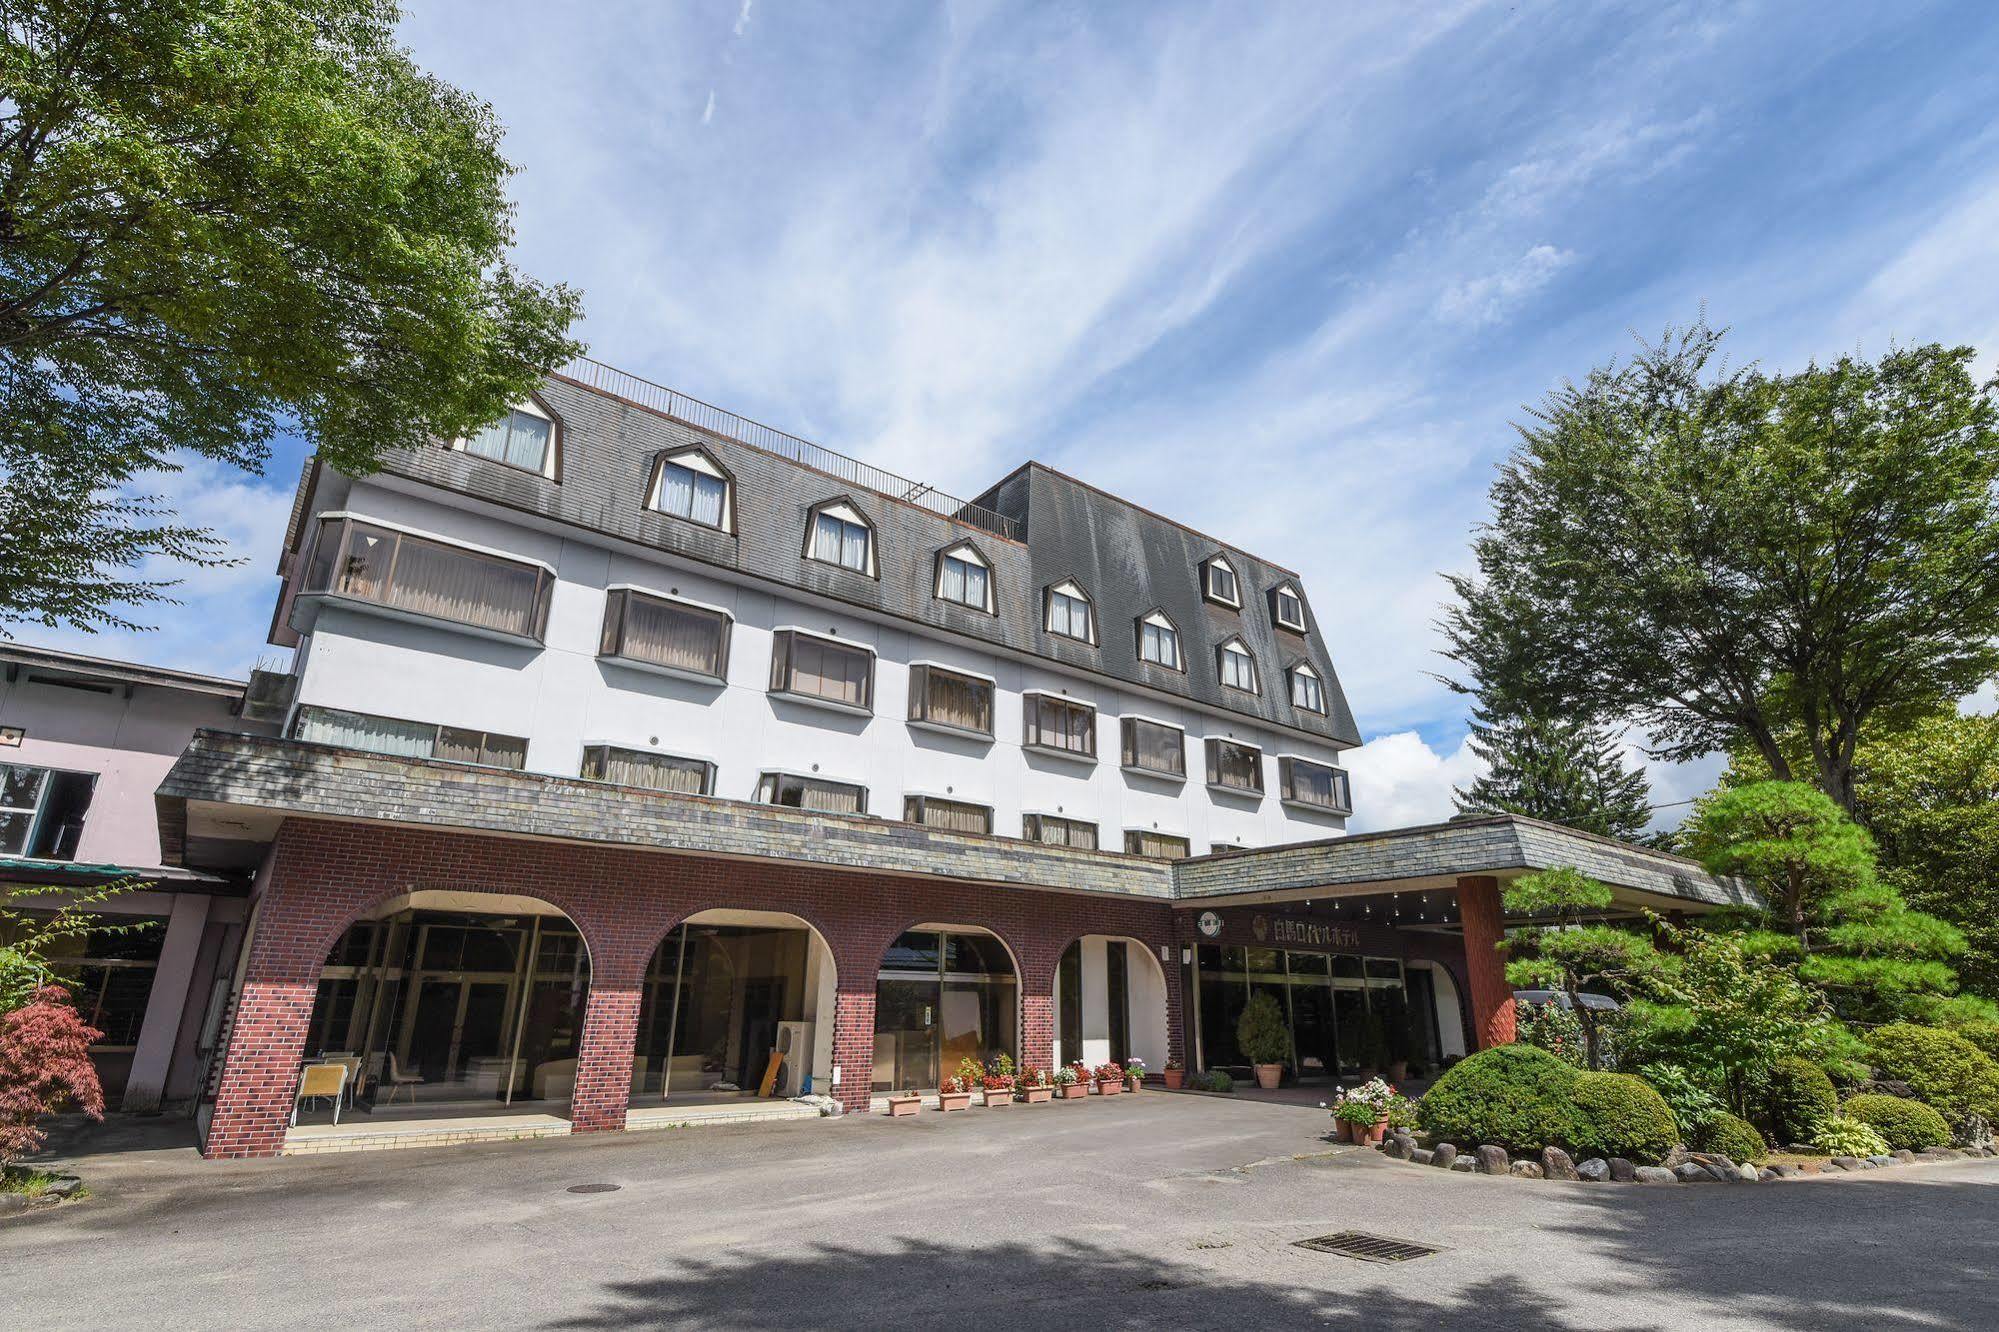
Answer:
[1454, 705, 1653, 840]
[1441, 323, 1999, 817]
[1501, 867, 1662, 1070]
[1, 0, 584, 632]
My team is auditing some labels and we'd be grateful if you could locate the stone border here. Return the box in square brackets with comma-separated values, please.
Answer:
[1379, 1133, 1999, 1183]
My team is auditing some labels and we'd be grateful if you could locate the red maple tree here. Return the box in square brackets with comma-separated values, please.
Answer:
[0, 985, 105, 1164]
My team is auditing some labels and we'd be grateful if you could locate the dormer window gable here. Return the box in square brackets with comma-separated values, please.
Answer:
[454, 392, 560, 480]
[934, 540, 996, 614]
[1136, 608, 1183, 671]
[647, 445, 734, 533]
[1044, 578, 1096, 645]
[804, 498, 877, 576]
[1271, 582, 1308, 633]
[1217, 635, 1259, 694]
[1201, 553, 1241, 609]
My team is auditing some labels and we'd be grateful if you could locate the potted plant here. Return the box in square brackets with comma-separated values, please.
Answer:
[1095, 1061, 1126, 1095]
[1162, 1059, 1185, 1091]
[1330, 1077, 1398, 1145]
[1053, 1065, 1088, 1100]
[887, 1088, 921, 1118]
[1124, 1057, 1147, 1092]
[1237, 991, 1291, 1090]
[1068, 1060, 1094, 1095]
[1018, 1067, 1054, 1104]
[937, 1076, 973, 1112]
[981, 1071, 1015, 1106]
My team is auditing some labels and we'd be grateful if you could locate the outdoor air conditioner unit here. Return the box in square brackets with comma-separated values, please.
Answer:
[774, 1021, 815, 1096]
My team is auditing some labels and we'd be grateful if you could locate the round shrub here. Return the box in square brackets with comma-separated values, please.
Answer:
[1568, 1071, 1680, 1165]
[1417, 1044, 1580, 1154]
[1843, 1094, 1952, 1151]
[1864, 1023, 1999, 1127]
[1765, 1056, 1839, 1143]
[1692, 1111, 1768, 1164]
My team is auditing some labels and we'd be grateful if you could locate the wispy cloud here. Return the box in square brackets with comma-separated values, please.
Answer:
[1436, 244, 1578, 329]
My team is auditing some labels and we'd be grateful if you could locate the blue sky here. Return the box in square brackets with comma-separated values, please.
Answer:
[19, 0, 1999, 828]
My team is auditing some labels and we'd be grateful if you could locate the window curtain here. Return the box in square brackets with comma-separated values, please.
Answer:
[296, 707, 436, 759]
[464, 411, 550, 472]
[592, 747, 707, 795]
[787, 636, 867, 706]
[923, 670, 991, 732]
[384, 537, 541, 636]
[620, 595, 725, 675]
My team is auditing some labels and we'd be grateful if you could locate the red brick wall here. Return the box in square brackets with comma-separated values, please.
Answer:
[203, 819, 1181, 1158]
[1455, 875, 1517, 1049]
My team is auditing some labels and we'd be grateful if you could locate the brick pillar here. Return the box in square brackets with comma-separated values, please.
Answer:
[829, 987, 875, 1114]
[570, 985, 640, 1133]
[1457, 875, 1516, 1049]
[1021, 989, 1055, 1074]
[204, 977, 317, 1159]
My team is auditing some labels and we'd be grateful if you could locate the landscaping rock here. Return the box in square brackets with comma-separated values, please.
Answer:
[1729, 1163, 1759, 1182]
[1451, 1156, 1475, 1172]
[1609, 1158, 1637, 1183]
[1867, 1155, 1899, 1169]
[1634, 1166, 1678, 1184]
[1892, 1150, 1917, 1163]
[1818, 1161, 1843, 1173]
[1918, 1147, 1961, 1163]
[1757, 1168, 1778, 1182]
[1430, 1143, 1457, 1169]
[1577, 1158, 1610, 1182]
[1540, 1147, 1581, 1181]
[1410, 1148, 1435, 1166]
[1383, 1136, 1415, 1161]
[1766, 1163, 1802, 1178]
[1476, 1145, 1510, 1176]
[1509, 1160, 1544, 1179]
[41, 1177, 81, 1200]
[0, 1193, 28, 1216]
[1674, 1161, 1715, 1183]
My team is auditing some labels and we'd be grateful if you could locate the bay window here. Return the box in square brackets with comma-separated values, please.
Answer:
[1280, 757, 1352, 812]
[301, 516, 553, 642]
[580, 745, 713, 796]
[293, 705, 527, 770]
[1023, 692, 1095, 759]
[903, 795, 993, 835]
[1124, 830, 1191, 859]
[756, 772, 868, 814]
[1205, 738, 1264, 794]
[907, 664, 994, 736]
[1024, 814, 1098, 850]
[599, 589, 730, 681]
[1120, 717, 1186, 778]
[768, 631, 874, 712]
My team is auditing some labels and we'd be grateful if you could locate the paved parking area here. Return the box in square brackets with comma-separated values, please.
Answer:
[5, 1093, 1996, 1330]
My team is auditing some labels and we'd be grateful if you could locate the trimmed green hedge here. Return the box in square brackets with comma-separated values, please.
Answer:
[1843, 1094, 1953, 1151]
[1417, 1045, 1580, 1154]
[1765, 1057, 1838, 1143]
[1569, 1072, 1681, 1165]
[1864, 1024, 1999, 1127]
[1693, 1111, 1768, 1164]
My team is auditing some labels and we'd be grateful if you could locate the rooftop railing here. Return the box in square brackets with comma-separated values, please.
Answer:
[556, 356, 1022, 542]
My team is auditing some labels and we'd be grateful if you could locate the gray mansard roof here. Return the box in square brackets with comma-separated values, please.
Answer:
[290, 365, 1360, 746]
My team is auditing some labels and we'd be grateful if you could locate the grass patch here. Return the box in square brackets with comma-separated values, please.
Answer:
[1, 1169, 61, 1198]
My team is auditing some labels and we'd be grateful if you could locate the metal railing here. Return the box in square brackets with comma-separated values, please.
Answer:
[556, 357, 1022, 542]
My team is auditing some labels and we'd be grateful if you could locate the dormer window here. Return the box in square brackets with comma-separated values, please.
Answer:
[935, 542, 994, 613]
[1201, 554, 1241, 608]
[1136, 610, 1183, 671]
[806, 500, 875, 575]
[1217, 637, 1258, 694]
[457, 397, 557, 477]
[1045, 580, 1095, 644]
[1288, 662, 1326, 714]
[648, 447, 733, 532]
[1272, 583, 1307, 633]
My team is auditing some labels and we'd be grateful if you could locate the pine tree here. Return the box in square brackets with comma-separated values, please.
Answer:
[1454, 705, 1654, 841]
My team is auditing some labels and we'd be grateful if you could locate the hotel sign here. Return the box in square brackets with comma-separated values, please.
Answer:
[1252, 913, 1361, 951]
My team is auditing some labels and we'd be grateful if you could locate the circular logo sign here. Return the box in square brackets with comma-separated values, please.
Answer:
[1196, 910, 1222, 938]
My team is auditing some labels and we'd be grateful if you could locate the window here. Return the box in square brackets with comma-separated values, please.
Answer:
[756, 772, 867, 814]
[1136, 611, 1182, 670]
[1218, 637, 1259, 694]
[580, 745, 713, 796]
[1202, 554, 1241, 608]
[648, 449, 731, 531]
[903, 795, 993, 835]
[1023, 693, 1095, 758]
[1211, 842, 1247, 854]
[599, 589, 730, 680]
[1120, 717, 1186, 778]
[1280, 757, 1352, 812]
[293, 705, 527, 770]
[935, 543, 994, 613]
[460, 405, 554, 475]
[1289, 663, 1326, 714]
[1124, 830, 1191, 859]
[302, 516, 553, 641]
[1273, 584, 1307, 633]
[905, 664, 994, 736]
[806, 501, 874, 574]
[1045, 580, 1095, 644]
[1024, 814, 1098, 850]
[1205, 738, 1264, 793]
[769, 631, 874, 711]
[0, 763, 95, 860]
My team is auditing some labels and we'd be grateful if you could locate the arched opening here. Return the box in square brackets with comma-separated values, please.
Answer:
[872, 925, 1017, 1092]
[1054, 937, 1169, 1072]
[298, 890, 590, 1123]
[634, 909, 837, 1105]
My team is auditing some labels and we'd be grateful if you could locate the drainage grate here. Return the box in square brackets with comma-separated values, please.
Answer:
[566, 1183, 620, 1194]
[1292, 1231, 1441, 1264]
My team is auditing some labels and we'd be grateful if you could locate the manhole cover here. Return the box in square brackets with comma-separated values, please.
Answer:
[566, 1183, 620, 1194]
[1292, 1231, 1440, 1264]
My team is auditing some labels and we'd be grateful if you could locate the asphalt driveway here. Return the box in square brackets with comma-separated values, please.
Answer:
[4, 1093, 1995, 1330]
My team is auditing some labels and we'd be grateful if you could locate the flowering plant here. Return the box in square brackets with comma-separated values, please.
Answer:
[988, 1052, 1016, 1080]
[1124, 1057, 1147, 1082]
[981, 1072, 1014, 1092]
[939, 1076, 964, 1095]
[1052, 1065, 1079, 1086]
[1093, 1062, 1125, 1084]
[1331, 1076, 1398, 1125]
[1018, 1066, 1049, 1088]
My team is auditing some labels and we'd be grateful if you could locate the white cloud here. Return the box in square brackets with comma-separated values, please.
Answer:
[1343, 731, 1484, 832]
[700, 89, 715, 126]
[733, 0, 753, 39]
[1435, 244, 1577, 328]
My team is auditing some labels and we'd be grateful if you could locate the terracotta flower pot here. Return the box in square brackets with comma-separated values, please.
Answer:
[1098, 1079, 1123, 1096]
[887, 1096, 921, 1118]
[1364, 1114, 1390, 1146]
[1163, 1068, 1185, 1090]
[1021, 1085, 1053, 1104]
[938, 1090, 972, 1112]
[983, 1088, 1012, 1107]
[1253, 1063, 1283, 1091]
[1126, 1076, 1143, 1093]
[1057, 1082, 1089, 1100]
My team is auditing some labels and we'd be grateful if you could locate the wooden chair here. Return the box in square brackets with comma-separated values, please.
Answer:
[292, 1063, 350, 1126]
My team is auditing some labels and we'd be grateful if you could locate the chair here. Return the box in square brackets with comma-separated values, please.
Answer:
[378, 1051, 425, 1105]
[293, 1063, 350, 1126]
[318, 1052, 363, 1105]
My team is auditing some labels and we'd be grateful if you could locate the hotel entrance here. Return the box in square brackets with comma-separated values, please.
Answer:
[1195, 944, 1416, 1082]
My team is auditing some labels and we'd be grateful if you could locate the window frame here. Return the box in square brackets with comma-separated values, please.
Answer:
[1201, 554, 1242, 609]
[902, 794, 995, 835]
[299, 513, 555, 644]
[1216, 636, 1260, 695]
[755, 770, 869, 815]
[1043, 579, 1097, 646]
[1204, 736, 1265, 796]
[906, 662, 996, 738]
[767, 629, 876, 715]
[933, 541, 997, 615]
[0, 761, 97, 861]
[1271, 582, 1308, 634]
[290, 704, 529, 772]
[452, 394, 559, 480]
[1021, 691, 1096, 762]
[1134, 609, 1185, 672]
[598, 586, 732, 684]
[1023, 813, 1099, 850]
[802, 498, 878, 577]
[579, 744, 715, 796]
[1278, 755, 1352, 813]
[1123, 829, 1192, 859]
[1119, 715, 1187, 780]
[644, 446, 735, 534]
[1287, 661, 1327, 715]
